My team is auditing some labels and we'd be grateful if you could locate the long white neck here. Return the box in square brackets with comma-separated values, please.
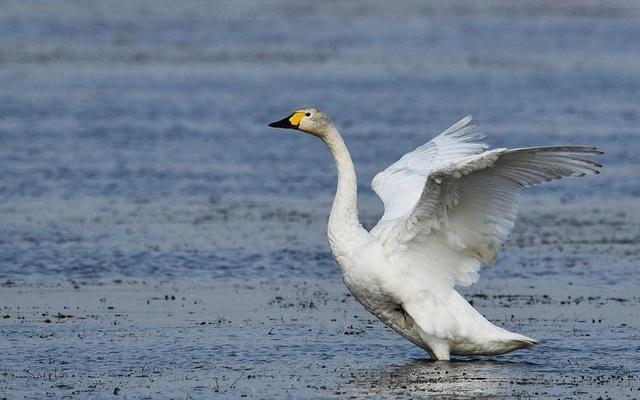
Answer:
[321, 126, 365, 256]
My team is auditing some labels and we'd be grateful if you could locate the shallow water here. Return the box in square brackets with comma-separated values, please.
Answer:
[0, 1, 639, 398]
[1, 278, 639, 399]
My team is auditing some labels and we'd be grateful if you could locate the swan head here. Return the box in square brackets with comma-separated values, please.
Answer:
[268, 108, 334, 137]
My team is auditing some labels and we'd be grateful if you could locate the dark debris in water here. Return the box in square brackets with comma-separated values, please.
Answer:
[1, 279, 639, 398]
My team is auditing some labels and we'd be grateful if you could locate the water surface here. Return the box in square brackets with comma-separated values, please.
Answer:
[0, 1, 639, 398]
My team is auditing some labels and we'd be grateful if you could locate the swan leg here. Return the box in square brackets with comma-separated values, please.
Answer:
[425, 337, 450, 361]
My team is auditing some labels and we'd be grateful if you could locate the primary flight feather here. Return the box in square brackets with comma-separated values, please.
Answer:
[269, 109, 601, 360]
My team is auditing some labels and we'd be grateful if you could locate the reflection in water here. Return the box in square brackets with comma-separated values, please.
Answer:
[344, 358, 539, 399]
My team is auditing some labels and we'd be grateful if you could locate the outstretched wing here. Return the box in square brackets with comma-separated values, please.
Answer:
[372, 116, 488, 224]
[371, 117, 602, 287]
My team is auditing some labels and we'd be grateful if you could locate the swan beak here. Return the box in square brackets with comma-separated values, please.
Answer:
[268, 112, 303, 130]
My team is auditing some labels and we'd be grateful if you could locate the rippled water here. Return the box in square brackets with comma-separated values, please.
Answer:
[1, 1, 639, 398]
[1, 0, 638, 283]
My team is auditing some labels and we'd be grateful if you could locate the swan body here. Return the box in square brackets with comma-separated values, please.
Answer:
[268, 108, 602, 360]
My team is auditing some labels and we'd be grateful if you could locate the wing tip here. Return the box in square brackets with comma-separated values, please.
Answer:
[577, 146, 604, 155]
[584, 146, 604, 155]
[441, 115, 476, 136]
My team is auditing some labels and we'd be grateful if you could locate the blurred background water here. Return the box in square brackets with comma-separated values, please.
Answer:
[0, 0, 638, 283]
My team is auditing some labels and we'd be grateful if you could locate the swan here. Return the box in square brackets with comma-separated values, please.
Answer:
[268, 108, 602, 360]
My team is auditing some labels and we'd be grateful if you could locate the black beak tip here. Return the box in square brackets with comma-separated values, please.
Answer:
[268, 116, 296, 130]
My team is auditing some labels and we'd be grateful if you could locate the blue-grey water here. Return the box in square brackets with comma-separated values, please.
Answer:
[1, 1, 639, 398]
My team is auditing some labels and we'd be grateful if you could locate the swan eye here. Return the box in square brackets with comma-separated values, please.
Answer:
[305, 113, 311, 117]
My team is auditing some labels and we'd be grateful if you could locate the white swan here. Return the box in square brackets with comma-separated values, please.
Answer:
[268, 108, 602, 360]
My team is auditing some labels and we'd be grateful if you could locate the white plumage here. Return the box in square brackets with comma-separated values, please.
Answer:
[269, 109, 602, 360]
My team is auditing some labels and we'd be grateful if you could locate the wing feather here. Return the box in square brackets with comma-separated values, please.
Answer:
[371, 118, 602, 288]
[371, 116, 488, 228]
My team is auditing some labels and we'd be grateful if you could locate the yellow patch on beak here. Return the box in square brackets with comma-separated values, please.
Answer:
[288, 112, 306, 127]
